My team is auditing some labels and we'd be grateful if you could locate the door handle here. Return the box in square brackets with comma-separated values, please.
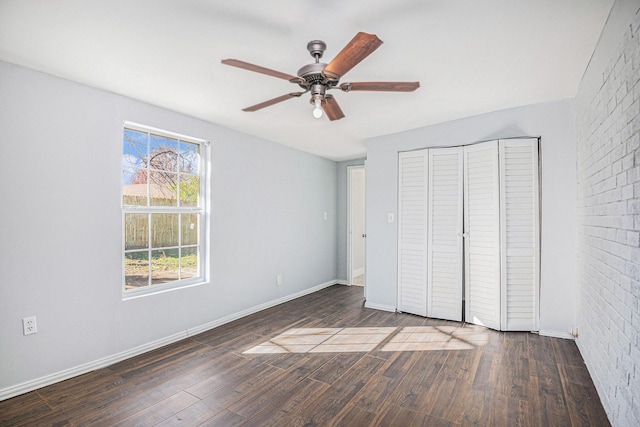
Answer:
[362, 234, 367, 238]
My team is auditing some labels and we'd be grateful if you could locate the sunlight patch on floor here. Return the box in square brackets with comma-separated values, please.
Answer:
[381, 326, 489, 351]
[243, 325, 489, 354]
[243, 327, 396, 354]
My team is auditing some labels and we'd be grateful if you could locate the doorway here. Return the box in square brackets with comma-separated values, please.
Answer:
[348, 165, 366, 293]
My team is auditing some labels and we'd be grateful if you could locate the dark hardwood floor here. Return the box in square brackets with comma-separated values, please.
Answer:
[0, 285, 609, 426]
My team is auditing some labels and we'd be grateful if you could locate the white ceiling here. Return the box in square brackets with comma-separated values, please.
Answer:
[0, 0, 613, 161]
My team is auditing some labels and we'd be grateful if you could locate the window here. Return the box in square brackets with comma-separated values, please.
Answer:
[121, 122, 208, 297]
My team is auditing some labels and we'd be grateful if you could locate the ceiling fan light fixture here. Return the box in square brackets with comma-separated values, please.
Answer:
[312, 98, 323, 119]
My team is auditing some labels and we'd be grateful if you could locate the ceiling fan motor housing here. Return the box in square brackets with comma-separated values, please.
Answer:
[296, 62, 338, 92]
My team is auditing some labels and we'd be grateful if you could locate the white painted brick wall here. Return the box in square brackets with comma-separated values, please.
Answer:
[576, 7, 640, 427]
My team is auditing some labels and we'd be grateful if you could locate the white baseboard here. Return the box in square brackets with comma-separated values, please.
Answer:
[539, 330, 575, 340]
[0, 279, 340, 402]
[335, 279, 348, 286]
[364, 301, 396, 312]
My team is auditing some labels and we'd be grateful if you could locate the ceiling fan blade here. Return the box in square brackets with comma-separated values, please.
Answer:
[222, 59, 304, 83]
[322, 95, 345, 121]
[242, 92, 306, 112]
[340, 81, 420, 92]
[322, 32, 383, 80]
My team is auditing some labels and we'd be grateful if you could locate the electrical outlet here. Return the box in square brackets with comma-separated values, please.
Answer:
[276, 274, 282, 286]
[23, 316, 37, 335]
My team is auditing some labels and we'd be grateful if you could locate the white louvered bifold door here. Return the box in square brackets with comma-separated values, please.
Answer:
[397, 150, 428, 316]
[464, 141, 501, 330]
[499, 138, 540, 331]
[427, 147, 463, 321]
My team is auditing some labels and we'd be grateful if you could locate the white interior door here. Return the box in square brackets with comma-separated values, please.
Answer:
[464, 141, 501, 330]
[427, 147, 463, 321]
[397, 150, 428, 316]
[499, 138, 540, 331]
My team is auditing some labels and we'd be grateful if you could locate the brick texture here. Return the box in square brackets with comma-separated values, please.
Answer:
[576, 8, 640, 427]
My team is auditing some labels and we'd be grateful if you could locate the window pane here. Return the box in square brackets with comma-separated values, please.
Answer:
[123, 171, 148, 206]
[179, 174, 199, 207]
[151, 213, 179, 248]
[149, 134, 179, 172]
[181, 214, 198, 245]
[123, 129, 149, 206]
[181, 246, 198, 280]
[123, 129, 148, 170]
[124, 251, 149, 289]
[180, 141, 200, 174]
[151, 248, 180, 285]
[124, 213, 149, 250]
[149, 171, 178, 206]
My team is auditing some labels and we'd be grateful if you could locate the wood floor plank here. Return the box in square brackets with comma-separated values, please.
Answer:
[388, 350, 450, 411]
[490, 393, 532, 426]
[185, 353, 275, 400]
[350, 351, 419, 413]
[198, 409, 246, 427]
[552, 337, 585, 367]
[530, 359, 572, 426]
[112, 391, 200, 427]
[558, 363, 611, 426]
[226, 353, 335, 418]
[331, 404, 377, 426]
[155, 400, 223, 426]
[0, 392, 54, 427]
[0, 285, 609, 427]
[529, 333, 556, 363]
[472, 351, 501, 392]
[374, 404, 452, 427]
[242, 378, 329, 427]
[498, 334, 530, 400]
[294, 355, 386, 425]
[64, 350, 246, 425]
[308, 352, 366, 384]
[168, 353, 287, 424]
[452, 388, 492, 425]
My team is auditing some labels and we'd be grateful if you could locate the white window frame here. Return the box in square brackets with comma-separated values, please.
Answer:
[121, 121, 210, 299]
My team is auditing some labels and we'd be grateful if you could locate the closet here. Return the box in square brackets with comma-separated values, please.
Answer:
[397, 138, 539, 331]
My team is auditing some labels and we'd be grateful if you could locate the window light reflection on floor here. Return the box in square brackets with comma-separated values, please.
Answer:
[380, 325, 489, 351]
[243, 327, 396, 354]
[243, 325, 489, 354]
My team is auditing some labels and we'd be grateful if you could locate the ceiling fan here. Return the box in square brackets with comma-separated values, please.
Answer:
[221, 32, 420, 121]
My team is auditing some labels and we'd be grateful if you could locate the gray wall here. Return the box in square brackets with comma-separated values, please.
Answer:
[0, 60, 338, 395]
[336, 158, 366, 281]
[364, 99, 578, 336]
[575, 1, 640, 425]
